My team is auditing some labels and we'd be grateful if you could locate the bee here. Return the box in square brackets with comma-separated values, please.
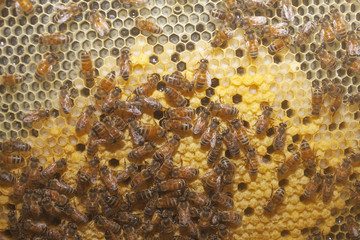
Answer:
[223, 0, 237, 11]
[184, 189, 211, 207]
[7, 210, 20, 238]
[99, 166, 118, 194]
[330, 95, 342, 115]
[115, 99, 143, 116]
[38, 33, 72, 46]
[92, 120, 111, 141]
[156, 196, 178, 208]
[64, 202, 89, 224]
[94, 71, 116, 100]
[330, 8, 347, 40]
[23, 109, 50, 123]
[10, 172, 28, 201]
[101, 87, 122, 113]
[102, 117, 125, 143]
[263, 187, 285, 214]
[219, 157, 236, 185]
[323, 82, 346, 97]
[136, 17, 163, 34]
[85, 187, 100, 216]
[311, 87, 323, 116]
[160, 118, 192, 131]
[346, 216, 360, 240]
[198, 207, 215, 229]
[212, 192, 234, 210]
[245, 29, 259, 59]
[0, 138, 30, 154]
[346, 92, 360, 105]
[22, 191, 43, 218]
[319, 18, 335, 45]
[277, 152, 301, 176]
[101, 192, 129, 211]
[54, 3, 83, 24]
[94, 215, 121, 234]
[35, 52, 59, 81]
[59, 85, 72, 114]
[164, 86, 189, 107]
[133, 95, 163, 111]
[144, 199, 157, 218]
[14, 0, 34, 15]
[27, 157, 41, 185]
[210, 27, 233, 48]
[115, 47, 132, 81]
[193, 59, 211, 91]
[22, 219, 47, 235]
[218, 224, 231, 239]
[89, 10, 110, 37]
[76, 105, 95, 132]
[164, 107, 196, 120]
[273, 123, 287, 151]
[314, 45, 337, 70]
[41, 158, 67, 181]
[230, 118, 250, 147]
[209, 101, 239, 117]
[343, 55, 360, 74]
[281, 0, 294, 22]
[128, 141, 156, 160]
[301, 172, 323, 200]
[41, 197, 62, 217]
[294, 21, 317, 47]
[209, 9, 239, 26]
[157, 179, 186, 192]
[163, 71, 194, 93]
[219, 211, 243, 224]
[87, 131, 103, 156]
[1, 74, 25, 86]
[76, 157, 99, 192]
[201, 118, 220, 147]
[160, 215, 176, 234]
[0, 155, 24, 167]
[260, 23, 289, 38]
[133, 73, 160, 97]
[154, 157, 174, 182]
[347, 31, 360, 57]
[268, 36, 291, 55]
[153, 134, 181, 162]
[201, 167, 223, 192]
[335, 157, 352, 183]
[240, 16, 268, 30]
[123, 225, 137, 240]
[128, 117, 146, 146]
[171, 166, 199, 179]
[136, 124, 167, 139]
[126, 188, 157, 204]
[246, 146, 259, 175]
[322, 173, 335, 203]
[177, 197, 191, 227]
[193, 109, 211, 135]
[47, 179, 75, 195]
[115, 162, 138, 183]
[79, 50, 95, 88]
[222, 128, 240, 158]
[130, 168, 153, 189]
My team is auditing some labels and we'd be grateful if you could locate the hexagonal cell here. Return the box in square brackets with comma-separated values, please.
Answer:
[153, 44, 164, 54]
[177, 61, 186, 71]
[171, 53, 180, 62]
[176, 43, 185, 53]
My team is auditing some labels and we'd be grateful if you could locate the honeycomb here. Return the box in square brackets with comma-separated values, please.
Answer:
[1, 0, 360, 238]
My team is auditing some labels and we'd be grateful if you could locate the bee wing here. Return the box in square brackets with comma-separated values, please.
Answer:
[23, 111, 39, 123]
[319, 28, 325, 43]
[120, 59, 131, 74]
[62, 94, 73, 114]
[206, 71, 212, 88]
[348, 41, 360, 56]
[282, 1, 294, 22]
[209, 131, 218, 148]
[192, 69, 200, 81]
[14, 1, 21, 15]
[55, 4, 67, 10]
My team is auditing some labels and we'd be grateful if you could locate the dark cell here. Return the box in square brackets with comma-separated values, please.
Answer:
[50, 217, 62, 226]
[7, 203, 15, 210]
[157, 82, 166, 91]
[225, 150, 231, 158]
[129, 9, 138, 18]
[292, 134, 300, 142]
[76, 143, 86, 152]
[237, 67, 245, 75]
[31, 129, 39, 137]
[329, 123, 337, 131]
[323, 167, 334, 175]
[130, 27, 140, 36]
[330, 225, 339, 233]
[266, 127, 275, 137]
[177, 61, 186, 71]
[304, 168, 314, 177]
[196, 23, 205, 32]
[181, 34, 189, 43]
[211, 78, 219, 88]
[81, 88, 90, 97]
[278, 178, 289, 187]
[201, 97, 210, 106]
[51, 109, 59, 118]
[301, 228, 309, 235]
[186, 42, 195, 51]
[232, 94, 242, 104]
[153, 110, 164, 120]
[153, 44, 164, 55]
[173, 6, 182, 14]
[281, 230, 290, 237]
[299, 195, 307, 202]
[274, 55, 281, 64]
[149, 55, 159, 65]
[235, 48, 243, 57]
[287, 144, 295, 152]
[191, 32, 200, 42]
[286, 109, 294, 118]
[281, 100, 289, 109]
[238, 182, 247, 191]
[1, 104, 8, 113]
[244, 207, 254, 216]
[109, 158, 119, 167]
[176, 43, 185, 53]
[171, 53, 180, 62]
[196, 106, 206, 115]
[205, 88, 215, 97]
[120, 28, 129, 37]
[169, 34, 180, 44]
[263, 154, 271, 163]
[267, 145, 274, 154]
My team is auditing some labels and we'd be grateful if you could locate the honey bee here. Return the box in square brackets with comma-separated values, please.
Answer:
[89, 10, 110, 37]
[92, 120, 111, 141]
[76, 105, 95, 132]
[76, 157, 99, 192]
[130, 168, 153, 189]
[301, 172, 323, 200]
[0, 154, 24, 167]
[273, 123, 287, 151]
[157, 178, 186, 192]
[212, 192, 234, 210]
[277, 152, 300, 177]
[41, 197, 62, 217]
[7, 210, 20, 238]
[85, 187, 100, 216]
[209, 9, 241, 27]
[22, 219, 47, 235]
[171, 166, 199, 179]
[133, 73, 160, 97]
[123, 225, 137, 240]
[218, 224, 231, 239]
[163, 71, 194, 93]
[268, 36, 291, 55]
[184, 189, 211, 207]
[115, 99, 143, 116]
[160, 118, 192, 131]
[314, 45, 337, 70]
[193, 109, 211, 135]
[191, 60, 212, 91]
[246, 146, 259, 175]
[35, 52, 59, 81]
[201, 167, 223, 192]
[219, 157, 236, 185]
[323, 82, 346, 97]
[135, 17, 163, 35]
[128, 141, 156, 160]
[136, 124, 167, 139]
[133, 95, 163, 111]
[222, 128, 240, 158]
[115, 162, 138, 183]
[209, 101, 239, 117]
[128, 118, 146, 146]
[54, 3, 83, 24]
[99, 166, 118, 194]
[153, 134, 181, 162]
[154, 157, 174, 182]
[164, 86, 189, 107]
[101, 192, 129, 211]
[26, 157, 41, 186]
[198, 207, 216, 229]
[177, 197, 191, 227]
[40, 158, 67, 181]
[335, 157, 352, 183]
[347, 30, 360, 57]
[59, 85, 72, 114]
[219, 211, 242, 226]
[322, 173, 335, 203]
[346, 216, 360, 240]
[281, 0, 294, 22]
[14, 0, 34, 15]
[240, 16, 268, 30]
[1, 74, 25, 86]
[126, 188, 158, 204]
[245, 29, 259, 59]
[210, 27, 234, 48]
[118, 47, 132, 81]
[230, 118, 249, 147]
[10, 172, 28, 201]
[294, 21, 317, 47]
[201, 118, 220, 147]
[343, 55, 360, 74]
[47, 179, 75, 196]
[38, 33, 72, 46]
[263, 187, 285, 214]
[79, 50, 95, 88]
[164, 107, 196, 120]
[330, 8, 347, 40]
[330, 95, 342, 115]
[345, 92, 360, 105]
[319, 18, 335, 45]
[160, 214, 176, 234]
[143, 199, 157, 218]
[101, 87, 122, 113]
[260, 23, 289, 38]
[0, 170, 15, 185]
[94, 71, 116, 100]
[156, 196, 178, 208]
[23, 109, 50, 123]
[311, 87, 323, 116]
[94, 215, 121, 233]
[103, 118, 125, 143]
[86, 131, 103, 156]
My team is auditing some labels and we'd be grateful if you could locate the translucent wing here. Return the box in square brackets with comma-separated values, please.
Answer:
[206, 70, 212, 88]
